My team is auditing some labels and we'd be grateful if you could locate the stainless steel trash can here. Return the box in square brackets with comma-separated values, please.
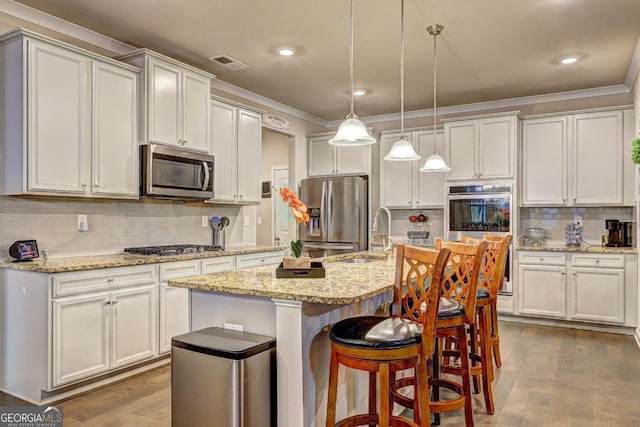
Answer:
[171, 327, 276, 427]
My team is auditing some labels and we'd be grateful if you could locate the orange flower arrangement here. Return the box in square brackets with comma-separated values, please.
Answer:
[275, 186, 309, 258]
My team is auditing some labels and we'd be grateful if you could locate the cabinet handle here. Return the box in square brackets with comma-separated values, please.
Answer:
[107, 277, 115, 282]
[183, 140, 188, 145]
[540, 258, 544, 262]
[95, 183, 100, 188]
[261, 259, 265, 263]
[561, 272, 565, 275]
[408, 201, 412, 205]
[596, 259, 600, 263]
[82, 183, 87, 188]
[239, 194, 243, 199]
[112, 299, 118, 305]
[573, 198, 577, 203]
[104, 301, 111, 305]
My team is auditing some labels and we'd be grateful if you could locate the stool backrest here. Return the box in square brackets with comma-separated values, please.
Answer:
[434, 239, 487, 324]
[461, 234, 512, 300]
[393, 244, 451, 355]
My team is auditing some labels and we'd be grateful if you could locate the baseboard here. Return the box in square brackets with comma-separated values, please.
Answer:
[1, 356, 170, 406]
[499, 315, 636, 336]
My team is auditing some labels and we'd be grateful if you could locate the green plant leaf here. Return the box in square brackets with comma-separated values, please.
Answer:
[632, 136, 640, 165]
[289, 239, 303, 258]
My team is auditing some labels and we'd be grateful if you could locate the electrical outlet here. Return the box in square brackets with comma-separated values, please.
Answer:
[223, 322, 244, 332]
[257, 216, 262, 225]
[77, 214, 88, 232]
[201, 216, 209, 227]
[574, 216, 582, 226]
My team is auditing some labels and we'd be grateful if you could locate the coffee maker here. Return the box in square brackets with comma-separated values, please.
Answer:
[605, 219, 632, 247]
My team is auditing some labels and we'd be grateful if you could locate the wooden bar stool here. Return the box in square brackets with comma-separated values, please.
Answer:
[390, 241, 486, 427]
[325, 245, 450, 427]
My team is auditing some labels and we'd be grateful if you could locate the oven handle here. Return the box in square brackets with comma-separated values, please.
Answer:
[447, 193, 512, 200]
[201, 161, 210, 191]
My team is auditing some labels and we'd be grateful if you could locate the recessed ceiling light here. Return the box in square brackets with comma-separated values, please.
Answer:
[561, 56, 578, 64]
[278, 48, 296, 56]
[353, 89, 367, 96]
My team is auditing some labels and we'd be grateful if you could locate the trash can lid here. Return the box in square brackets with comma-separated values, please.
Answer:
[171, 327, 276, 360]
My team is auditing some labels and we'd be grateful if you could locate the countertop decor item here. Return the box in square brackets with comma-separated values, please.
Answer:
[328, 0, 375, 146]
[276, 261, 326, 278]
[275, 186, 311, 269]
[565, 222, 584, 247]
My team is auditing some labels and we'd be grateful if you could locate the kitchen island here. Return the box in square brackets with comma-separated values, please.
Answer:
[168, 251, 396, 427]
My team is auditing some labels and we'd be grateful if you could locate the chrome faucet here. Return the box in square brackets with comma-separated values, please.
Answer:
[372, 206, 393, 258]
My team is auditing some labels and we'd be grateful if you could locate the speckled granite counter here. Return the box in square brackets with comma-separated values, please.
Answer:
[169, 251, 394, 304]
[517, 245, 637, 254]
[0, 246, 284, 273]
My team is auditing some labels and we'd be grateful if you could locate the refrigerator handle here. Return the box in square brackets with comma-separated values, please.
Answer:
[327, 180, 333, 233]
[321, 180, 327, 239]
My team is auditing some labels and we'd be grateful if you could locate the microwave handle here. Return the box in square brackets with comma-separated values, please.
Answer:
[201, 162, 210, 191]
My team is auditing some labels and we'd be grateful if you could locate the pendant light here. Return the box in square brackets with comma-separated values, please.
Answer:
[329, 0, 376, 146]
[420, 24, 451, 172]
[384, 0, 420, 161]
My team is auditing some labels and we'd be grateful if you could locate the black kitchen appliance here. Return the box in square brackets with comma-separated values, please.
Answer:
[605, 219, 632, 247]
[9, 239, 39, 261]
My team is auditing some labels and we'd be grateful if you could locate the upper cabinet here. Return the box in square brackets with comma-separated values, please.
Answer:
[0, 29, 139, 199]
[307, 130, 377, 176]
[521, 109, 632, 206]
[209, 98, 263, 204]
[117, 49, 213, 153]
[444, 113, 519, 181]
[379, 129, 445, 208]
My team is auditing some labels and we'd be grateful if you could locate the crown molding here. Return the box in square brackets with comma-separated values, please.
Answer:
[0, 0, 135, 53]
[211, 79, 327, 127]
[334, 84, 632, 128]
[625, 36, 640, 90]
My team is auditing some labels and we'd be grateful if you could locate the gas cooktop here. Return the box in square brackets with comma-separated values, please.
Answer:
[124, 244, 222, 256]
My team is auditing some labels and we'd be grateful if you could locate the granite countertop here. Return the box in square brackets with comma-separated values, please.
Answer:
[517, 244, 637, 254]
[0, 246, 284, 273]
[169, 251, 396, 305]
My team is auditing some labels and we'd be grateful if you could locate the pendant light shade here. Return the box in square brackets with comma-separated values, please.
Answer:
[329, 0, 376, 146]
[383, 0, 419, 161]
[384, 137, 421, 161]
[420, 24, 451, 173]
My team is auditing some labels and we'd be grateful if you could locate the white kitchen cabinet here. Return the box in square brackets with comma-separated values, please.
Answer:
[518, 254, 567, 319]
[0, 30, 140, 199]
[117, 49, 213, 152]
[307, 130, 375, 176]
[521, 109, 630, 206]
[444, 113, 519, 181]
[210, 98, 263, 204]
[158, 260, 200, 354]
[236, 251, 284, 269]
[517, 251, 637, 327]
[379, 129, 445, 208]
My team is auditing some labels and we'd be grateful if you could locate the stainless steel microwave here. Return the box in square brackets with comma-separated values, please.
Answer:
[140, 144, 214, 200]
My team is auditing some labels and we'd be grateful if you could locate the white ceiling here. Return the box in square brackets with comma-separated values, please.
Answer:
[6, 0, 640, 121]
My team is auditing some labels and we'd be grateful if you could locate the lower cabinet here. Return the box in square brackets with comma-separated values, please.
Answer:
[236, 251, 283, 269]
[517, 251, 636, 326]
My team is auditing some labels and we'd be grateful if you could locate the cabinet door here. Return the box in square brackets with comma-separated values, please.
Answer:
[147, 57, 181, 146]
[572, 111, 624, 205]
[336, 145, 370, 175]
[478, 116, 515, 179]
[379, 132, 414, 208]
[568, 267, 625, 324]
[521, 117, 568, 205]
[308, 136, 335, 176]
[52, 292, 110, 387]
[181, 70, 211, 152]
[159, 284, 190, 354]
[110, 285, 157, 369]
[27, 40, 89, 194]
[210, 100, 238, 202]
[92, 61, 139, 198]
[236, 109, 262, 203]
[445, 121, 477, 180]
[415, 131, 445, 207]
[518, 264, 566, 318]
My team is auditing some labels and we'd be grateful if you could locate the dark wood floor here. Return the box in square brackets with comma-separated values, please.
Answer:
[2, 321, 639, 426]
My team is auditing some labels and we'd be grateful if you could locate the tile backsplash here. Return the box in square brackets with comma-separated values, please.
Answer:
[519, 206, 634, 245]
[0, 196, 255, 260]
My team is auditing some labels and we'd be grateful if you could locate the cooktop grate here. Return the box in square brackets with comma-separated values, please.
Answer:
[124, 244, 222, 256]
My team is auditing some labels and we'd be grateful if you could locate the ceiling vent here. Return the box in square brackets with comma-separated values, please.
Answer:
[208, 55, 250, 71]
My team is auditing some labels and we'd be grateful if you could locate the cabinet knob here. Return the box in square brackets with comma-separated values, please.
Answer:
[561, 272, 565, 275]
[596, 259, 600, 263]
[540, 258, 544, 262]
[239, 194, 243, 199]
[573, 198, 577, 203]
[95, 183, 100, 188]
[104, 301, 111, 306]
[82, 183, 87, 188]
[112, 299, 118, 305]
[408, 201, 412, 205]
[183, 140, 188, 145]
[107, 277, 115, 282]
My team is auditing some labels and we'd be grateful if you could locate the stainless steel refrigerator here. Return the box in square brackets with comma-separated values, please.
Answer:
[298, 175, 368, 258]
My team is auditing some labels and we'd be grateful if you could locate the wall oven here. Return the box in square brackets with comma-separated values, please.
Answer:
[140, 144, 214, 200]
[446, 183, 513, 294]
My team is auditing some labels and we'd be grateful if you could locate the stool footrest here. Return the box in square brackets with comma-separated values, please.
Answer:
[334, 413, 419, 427]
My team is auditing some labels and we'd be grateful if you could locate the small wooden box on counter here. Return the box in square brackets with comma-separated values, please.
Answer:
[276, 262, 326, 278]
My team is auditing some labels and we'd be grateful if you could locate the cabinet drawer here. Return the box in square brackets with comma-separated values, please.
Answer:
[570, 254, 625, 268]
[518, 252, 566, 266]
[52, 265, 157, 297]
[201, 256, 235, 274]
[236, 251, 283, 269]
[159, 260, 201, 281]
